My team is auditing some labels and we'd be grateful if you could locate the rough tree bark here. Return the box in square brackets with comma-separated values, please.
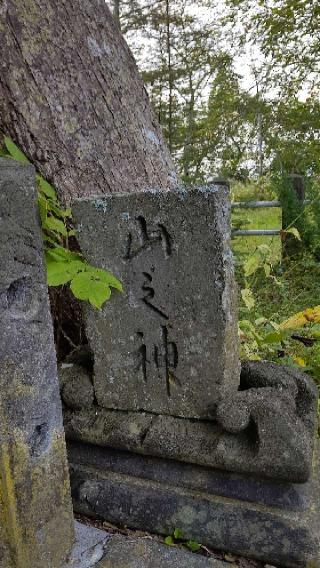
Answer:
[0, 0, 178, 203]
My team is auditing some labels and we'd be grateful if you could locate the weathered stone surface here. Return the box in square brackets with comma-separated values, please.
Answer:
[68, 442, 313, 512]
[0, 159, 74, 567]
[60, 364, 95, 410]
[64, 521, 108, 567]
[215, 360, 318, 482]
[240, 361, 318, 435]
[63, 360, 318, 482]
[69, 441, 320, 568]
[72, 186, 239, 419]
[97, 534, 229, 568]
[64, 521, 229, 568]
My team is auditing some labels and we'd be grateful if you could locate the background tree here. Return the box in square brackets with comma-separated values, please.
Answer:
[0, 0, 178, 204]
[226, 0, 320, 97]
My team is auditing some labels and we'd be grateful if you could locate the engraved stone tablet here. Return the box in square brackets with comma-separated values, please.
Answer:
[73, 186, 239, 419]
[0, 159, 74, 567]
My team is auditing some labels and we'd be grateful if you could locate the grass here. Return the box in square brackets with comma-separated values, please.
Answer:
[232, 206, 282, 262]
[231, 184, 320, 388]
[231, 178, 282, 261]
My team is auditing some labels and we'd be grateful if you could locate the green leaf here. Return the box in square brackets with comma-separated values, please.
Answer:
[38, 195, 48, 225]
[88, 280, 111, 308]
[186, 540, 201, 552]
[4, 137, 30, 163]
[46, 259, 84, 286]
[173, 528, 184, 540]
[89, 267, 123, 292]
[241, 288, 255, 310]
[243, 254, 260, 277]
[37, 175, 57, 200]
[44, 216, 68, 236]
[70, 272, 112, 308]
[263, 331, 283, 344]
[164, 536, 174, 546]
[46, 247, 83, 263]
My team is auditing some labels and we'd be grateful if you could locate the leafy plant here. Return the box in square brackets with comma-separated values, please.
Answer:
[164, 529, 202, 553]
[1, 137, 122, 308]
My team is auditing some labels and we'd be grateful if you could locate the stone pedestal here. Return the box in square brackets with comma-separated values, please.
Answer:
[67, 186, 320, 567]
[0, 159, 74, 567]
[68, 441, 320, 568]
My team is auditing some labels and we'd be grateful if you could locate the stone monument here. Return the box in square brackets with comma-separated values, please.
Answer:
[0, 159, 74, 567]
[62, 185, 320, 567]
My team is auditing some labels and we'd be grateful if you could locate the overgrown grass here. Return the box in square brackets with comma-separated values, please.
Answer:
[231, 178, 282, 260]
[231, 183, 320, 391]
[232, 207, 282, 261]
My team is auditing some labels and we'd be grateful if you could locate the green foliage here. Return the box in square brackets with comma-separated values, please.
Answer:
[186, 540, 202, 552]
[273, 174, 320, 255]
[234, 211, 320, 396]
[226, 0, 320, 96]
[164, 529, 202, 553]
[2, 138, 122, 309]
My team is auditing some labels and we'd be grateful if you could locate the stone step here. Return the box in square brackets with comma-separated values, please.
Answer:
[65, 522, 230, 568]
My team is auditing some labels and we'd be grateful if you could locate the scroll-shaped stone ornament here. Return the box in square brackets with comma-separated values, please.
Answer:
[215, 361, 318, 482]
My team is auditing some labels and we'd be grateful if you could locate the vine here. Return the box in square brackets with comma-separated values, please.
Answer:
[1, 137, 122, 309]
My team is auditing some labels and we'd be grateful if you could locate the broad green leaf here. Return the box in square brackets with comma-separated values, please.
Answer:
[88, 281, 111, 308]
[241, 288, 255, 310]
[70, 272, 112, 308]
[263, 331, 283, 344]
[89, 267, 123, 292]
[70, 269, 121, 308]
[46, 247, 83, 263]
[164, 536, 174, 546]
[44, 216, 68, 236]
[46, 259, 84, 286]
[243, 254, 260, 277]
[70, 272, 93, 300]
[37, 175, 57, 200]
[4, 137, 30, 163]
[186, 540, 201, 552]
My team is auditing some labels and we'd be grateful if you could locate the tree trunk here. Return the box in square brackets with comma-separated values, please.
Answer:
[0, 0, 178, 203]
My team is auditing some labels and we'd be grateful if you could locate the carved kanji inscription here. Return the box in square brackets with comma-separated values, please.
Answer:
[73, 187, 240, 418]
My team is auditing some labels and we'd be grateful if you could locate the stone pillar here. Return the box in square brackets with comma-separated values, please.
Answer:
[0, 159, 74, 567]
[72, 185, 239, 419]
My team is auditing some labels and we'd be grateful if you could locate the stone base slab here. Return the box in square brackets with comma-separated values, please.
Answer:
[65, 521, 228, 567]
[68, 441, 320, 568]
